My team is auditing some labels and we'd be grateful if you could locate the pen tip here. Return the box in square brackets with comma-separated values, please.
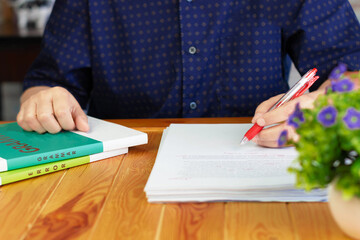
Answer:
[240, 137, 249, 145]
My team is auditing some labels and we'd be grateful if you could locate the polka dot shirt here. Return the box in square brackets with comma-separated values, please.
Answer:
[24, 0, 360, 118]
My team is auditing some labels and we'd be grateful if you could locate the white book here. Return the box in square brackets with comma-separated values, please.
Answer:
[145, 124, 327, 202]
[75, 116, 148, 151]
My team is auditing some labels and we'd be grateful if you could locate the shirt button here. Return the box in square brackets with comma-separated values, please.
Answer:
[190, 102, 197, 110]
[187, 0, 193, 2]
[188, 46, 197, 54]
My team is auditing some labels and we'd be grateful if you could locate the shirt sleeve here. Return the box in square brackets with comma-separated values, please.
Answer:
[23, 0, 92, 109]
[283, 0, 360, 90]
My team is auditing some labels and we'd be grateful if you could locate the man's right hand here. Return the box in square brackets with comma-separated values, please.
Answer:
[17, 86, 89, 134]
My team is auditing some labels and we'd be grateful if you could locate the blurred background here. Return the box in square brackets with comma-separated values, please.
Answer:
[0, 0, 359, 121]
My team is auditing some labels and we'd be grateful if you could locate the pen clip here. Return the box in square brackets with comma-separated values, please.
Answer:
[290, 75, 319, 100]
[268, 68, 319, 111]
[304, 68, 317, 79]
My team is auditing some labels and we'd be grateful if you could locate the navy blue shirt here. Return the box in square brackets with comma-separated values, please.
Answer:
[24, 0, 360, 118]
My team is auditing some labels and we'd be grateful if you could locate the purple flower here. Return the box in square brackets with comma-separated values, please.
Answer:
[317, 106, 338, 127]
[343, 108, 360, 129]
[329, 63, 347, 80]
[331, 78, 354, 93]
[278, 130, 288, 147]
[287, 103, 304, 128]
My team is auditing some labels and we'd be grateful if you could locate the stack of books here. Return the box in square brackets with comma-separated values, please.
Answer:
[145, 124, 327, 202]
[0, 116, 148, 186]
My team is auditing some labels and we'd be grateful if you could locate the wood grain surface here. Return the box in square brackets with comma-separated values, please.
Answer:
[0, 118, 349, 240]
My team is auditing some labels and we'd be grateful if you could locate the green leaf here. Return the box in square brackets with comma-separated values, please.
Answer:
[287, 89, 360, 200]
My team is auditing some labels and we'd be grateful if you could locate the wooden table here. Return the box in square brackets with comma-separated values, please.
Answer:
[0, 118, 349, 240]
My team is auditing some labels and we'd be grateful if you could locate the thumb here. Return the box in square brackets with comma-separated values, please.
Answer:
[252, 112, 264, 124]
[252, 94, 284, 123]
[73, 107, 89, 132]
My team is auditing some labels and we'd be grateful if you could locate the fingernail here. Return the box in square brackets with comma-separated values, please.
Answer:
[252, 136, 258, 144]
[256, 118, 266, 127]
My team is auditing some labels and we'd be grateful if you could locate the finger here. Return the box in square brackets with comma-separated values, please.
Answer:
[17, 104, 33, 132]
[52, 91, 76, 131]
[252, 123, 296, 148]
[252, 125, 280, 148]
[73, 106, 89, 132]
[52, 87, 88, 132]
[22, 101, 47, 134]
[255, 101, 299, 127]
[255, 92, 317, 127]
[251, 112, 264, 124]
[36, 95, 62, 134]
[252, 94, 284, 123]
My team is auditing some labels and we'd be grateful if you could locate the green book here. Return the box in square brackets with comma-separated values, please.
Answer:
[0, 116, 147, 172]
[0, 148, 128, 185]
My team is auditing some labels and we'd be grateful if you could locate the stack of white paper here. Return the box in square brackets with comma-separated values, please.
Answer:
[145, 124, 327, 202]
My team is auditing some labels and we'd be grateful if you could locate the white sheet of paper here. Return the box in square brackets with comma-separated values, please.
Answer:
[145, 124, 326, 202]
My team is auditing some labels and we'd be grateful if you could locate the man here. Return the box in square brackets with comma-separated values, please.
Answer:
[17, 0, 360, 147]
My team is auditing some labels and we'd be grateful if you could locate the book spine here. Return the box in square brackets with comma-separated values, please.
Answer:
[0, 156, 90, 185]
[2, 142, 103, 172]
[0, 148, 128, 186]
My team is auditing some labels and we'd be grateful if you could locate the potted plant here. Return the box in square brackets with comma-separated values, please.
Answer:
[278, 64, 360, 239]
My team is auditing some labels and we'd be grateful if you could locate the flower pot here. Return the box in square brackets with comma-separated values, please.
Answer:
[328, 183, 360, 239]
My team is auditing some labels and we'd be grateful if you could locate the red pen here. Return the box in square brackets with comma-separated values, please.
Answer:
[240, 68, 319, 145]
